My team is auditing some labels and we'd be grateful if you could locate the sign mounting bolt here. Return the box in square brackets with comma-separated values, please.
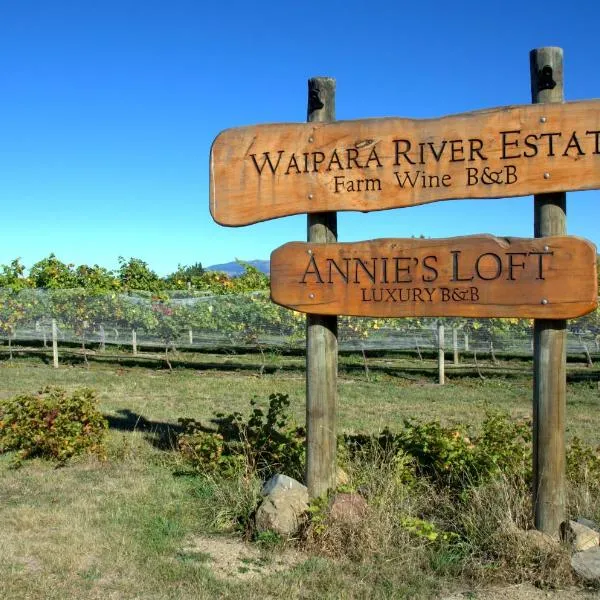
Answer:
[541, 298, 548, 305]
[308, 193, 314, 199]
[308, 136, 314, 143]
[543, 245, 549, 251]
[309, 293, 315, 299]
[543, 172, 550, 179]
[307, 249, 313, 255]
[540, 117, 547, 123]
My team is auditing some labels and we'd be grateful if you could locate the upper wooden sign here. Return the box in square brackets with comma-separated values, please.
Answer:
[210, 100, 600, 226]
[270, 235, 597, 319]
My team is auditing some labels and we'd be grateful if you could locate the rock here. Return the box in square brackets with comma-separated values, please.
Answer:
[561, 520, 600, 552]
[516, 529, 559, 552]
[255, 487, 309, 537]
[571, 546, 600, 583]
[261, 474, 306, 496]
[576, 517, 600, 533]
[328, 493, 367, 527]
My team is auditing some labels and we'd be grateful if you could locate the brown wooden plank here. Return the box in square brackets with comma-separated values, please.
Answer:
[530, 46, 567, 537]
[305, 76, 338, 500]
[270, 235, 597, 319]
[210, 100, 600, 226]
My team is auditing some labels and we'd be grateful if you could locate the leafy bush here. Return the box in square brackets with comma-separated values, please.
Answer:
[177, 426, 244, 477]
[567, 436, 600, 489]
[0, 386, 107, 465]
[178, 393, 305, 480]
[399, 412, 532, 491]
[341, 412, 531, 493]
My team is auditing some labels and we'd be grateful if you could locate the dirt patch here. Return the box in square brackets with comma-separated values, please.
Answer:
[441, 583, 599, 599]
[179, 534, 304, 581]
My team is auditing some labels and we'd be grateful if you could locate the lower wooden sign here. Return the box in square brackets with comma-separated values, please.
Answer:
[270, 235, 597, 319]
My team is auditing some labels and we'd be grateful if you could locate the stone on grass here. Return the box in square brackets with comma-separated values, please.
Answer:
[561, 520, 600, 552]
[576, 517, 600, 533]
[255, 487, 309, 537]
[516, 529, 559, 552]
[328, 493, 367, 527]
[571, 546, 600, 583]
[261, 474, 306, 496]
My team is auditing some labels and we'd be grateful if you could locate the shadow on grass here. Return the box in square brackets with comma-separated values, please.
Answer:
[105, 409, 185, 451]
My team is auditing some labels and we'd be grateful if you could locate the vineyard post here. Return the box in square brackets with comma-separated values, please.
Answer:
[438, 322, 445, 385]
[52, 318, 58, 368]
[132, 329, 138, 356]
[453, 327, 459, 365]
[305, 77, 338, 498]
[530, 46, 566, 535]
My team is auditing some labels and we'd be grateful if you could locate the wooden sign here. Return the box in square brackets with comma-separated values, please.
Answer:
[270, 235, 597, 319]
[210, 100, 600, 226]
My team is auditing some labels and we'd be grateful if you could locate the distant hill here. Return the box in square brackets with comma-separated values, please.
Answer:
[205, 259, 270, 277]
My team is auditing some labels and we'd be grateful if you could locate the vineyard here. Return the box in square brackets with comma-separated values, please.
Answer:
[1, 287, 599, 363]
[1, 254, 599, 363]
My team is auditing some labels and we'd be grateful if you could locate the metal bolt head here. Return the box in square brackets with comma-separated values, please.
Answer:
[543, 245, 549, 252]
[309, 293, 315, 299]
[543, 172, 550, 179]
[308, 136, 314, 143]
[541, 298, 548, 305]
[307, 249, 313, 255]
[308, 193, 314, 200]
[540, 117, 547, 124]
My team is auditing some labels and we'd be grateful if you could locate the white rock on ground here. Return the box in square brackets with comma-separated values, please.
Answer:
[571, 546, 600, 583]
[261, 474, 307, 496]
[255, 485, 309, 537]
[561, 520, 600, 552]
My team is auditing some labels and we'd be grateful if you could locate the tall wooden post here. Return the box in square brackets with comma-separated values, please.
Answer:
[530, 47, 566, 535]
[306, 77, 338, 498]
[437, 322, 445, 385]
[453, 327, 459, 365]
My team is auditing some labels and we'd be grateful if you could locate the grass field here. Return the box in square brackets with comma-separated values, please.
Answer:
[0, 348, 599, 599]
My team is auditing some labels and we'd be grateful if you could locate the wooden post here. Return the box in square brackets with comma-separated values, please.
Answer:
[188, 327, 194, 346]
[306, 77, 338, 499]
[453, 327, 459, 365]
[99, 324, 106, 352]
[579, 334, 593, 367]
[438, 322, 445, 385]
[531, 47, 566, 536]
[464, 332, 469, 352]
[52, 318, 58, 369]
[132, 329, 138, 356]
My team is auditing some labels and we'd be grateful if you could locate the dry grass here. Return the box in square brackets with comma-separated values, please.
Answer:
[0, 351, 598, 599]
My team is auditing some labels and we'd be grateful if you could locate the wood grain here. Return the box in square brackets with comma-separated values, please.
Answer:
[270, 235, 597, 319]
[531, 46, 567, 537]
[305, 77, 338, 500]
[210, 100, 600, 226]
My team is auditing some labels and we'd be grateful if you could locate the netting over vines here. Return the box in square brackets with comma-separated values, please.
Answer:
[0, 288, 599, 357]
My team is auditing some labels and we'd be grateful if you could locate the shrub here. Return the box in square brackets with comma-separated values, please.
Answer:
[341, 412, 531, 493]
[0, 386, 107, 465]
[177, 425, 244, 477]
[178, 393, 305, 480]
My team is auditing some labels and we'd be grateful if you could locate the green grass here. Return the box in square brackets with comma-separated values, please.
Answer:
[0, 349, 598, 599]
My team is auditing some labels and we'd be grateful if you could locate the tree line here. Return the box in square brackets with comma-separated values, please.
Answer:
[0, 255, 269, 293]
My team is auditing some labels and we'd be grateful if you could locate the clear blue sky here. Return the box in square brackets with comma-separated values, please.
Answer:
[1, 0, 599, 275]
